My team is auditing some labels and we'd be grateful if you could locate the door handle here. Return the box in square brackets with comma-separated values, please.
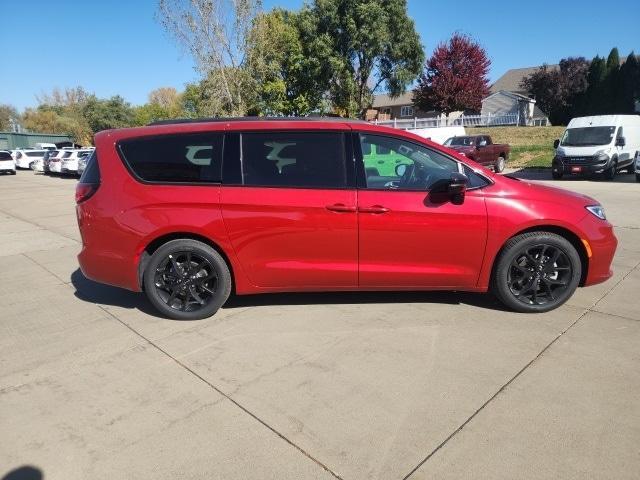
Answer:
[359, 205, 390, 214]
[326, 203, 356, 213]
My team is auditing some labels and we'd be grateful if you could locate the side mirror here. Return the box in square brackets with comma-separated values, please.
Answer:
[616, 136, 626, 147]
[429, 172, 468, 205]
[553, 139, 560, 149]
[395, 163, 408, 176]
[478, 140, 487, 148]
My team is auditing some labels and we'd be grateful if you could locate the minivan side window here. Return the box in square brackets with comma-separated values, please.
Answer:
[118, 133, 223, 183]
[241, 132, 347, 188]
[360, 134, 459, 190]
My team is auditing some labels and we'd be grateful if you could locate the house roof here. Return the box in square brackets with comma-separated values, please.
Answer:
[490, 65, 558, 94]
[483, 90, 535, 103]
[372, 92, 414, 108]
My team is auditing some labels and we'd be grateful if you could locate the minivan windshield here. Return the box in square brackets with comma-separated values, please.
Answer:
[560, 126, 616, 147]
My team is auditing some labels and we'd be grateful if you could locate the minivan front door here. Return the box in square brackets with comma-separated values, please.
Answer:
[357, 133, 488, 288]
[220, 131, 358, 289]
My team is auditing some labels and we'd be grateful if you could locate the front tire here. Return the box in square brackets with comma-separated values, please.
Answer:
[143, 239, 232, 320]
[636, 173, 640, 183]
[603, 159, 617, 180]
[492, 232, 581, 313]
[552, 170, 563, 180]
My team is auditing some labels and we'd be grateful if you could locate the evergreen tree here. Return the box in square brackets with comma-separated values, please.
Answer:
[603, 48, 621, 113]
[617, 53, 639, 113]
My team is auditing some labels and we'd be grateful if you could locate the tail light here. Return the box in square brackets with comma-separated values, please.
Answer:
[75, 183, 99, 203]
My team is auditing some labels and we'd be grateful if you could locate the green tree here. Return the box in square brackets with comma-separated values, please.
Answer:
[580, 56, 607, 115]
[617, 53, 639, 113]
[603, 47, 621, 112]
[0, 104, 20, 131]
[247, 9, 327, 115]
[298, 0, 424, 117]
[83, 95, 135, 133]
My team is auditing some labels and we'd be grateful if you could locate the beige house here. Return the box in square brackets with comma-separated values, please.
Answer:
[367, 92, 462, 122]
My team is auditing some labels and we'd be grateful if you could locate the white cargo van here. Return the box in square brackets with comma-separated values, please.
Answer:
[552, 115, 640, 180]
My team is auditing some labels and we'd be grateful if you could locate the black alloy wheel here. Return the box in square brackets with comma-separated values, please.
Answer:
[144, 239, 231, 320]
[492, 232, 581, 313]
[154, 251, 217, 312]
[507, 244, 572, 307]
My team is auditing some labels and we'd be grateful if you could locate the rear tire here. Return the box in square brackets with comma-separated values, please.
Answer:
[492, 232, 581, 313]
[552, 170, 563, 180]
[495, 156, 506, 173]
[143, 239, 232, 320]
[636, 173, 640, 183]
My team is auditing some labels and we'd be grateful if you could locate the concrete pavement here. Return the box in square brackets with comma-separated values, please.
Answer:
[0, 169, 638, 479]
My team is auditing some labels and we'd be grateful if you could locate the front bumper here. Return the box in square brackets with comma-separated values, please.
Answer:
[553, 156, 612, 176]
[579, 214, 617, 287]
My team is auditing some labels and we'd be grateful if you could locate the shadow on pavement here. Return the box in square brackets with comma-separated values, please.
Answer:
[71, 269, 508, 319]
[2, 466, 43, 480]
[70, 269, 165, 318]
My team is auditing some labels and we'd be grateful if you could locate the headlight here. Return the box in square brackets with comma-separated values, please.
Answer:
[586, 205, 606, 220]
[593, 150, 610, 162]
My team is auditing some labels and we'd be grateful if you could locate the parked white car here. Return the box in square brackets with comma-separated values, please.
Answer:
[60, 149, 93, 175]
[635, 150, 640, 183]
[0, 150, 16, 175]
[31, 158, 45, 173]
[14, 149, 47, 169]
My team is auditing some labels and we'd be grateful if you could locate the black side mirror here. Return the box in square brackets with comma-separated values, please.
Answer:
[429, 172, 469, 205]
[553, 139, 560, 149]
[616, 136, 626, 147]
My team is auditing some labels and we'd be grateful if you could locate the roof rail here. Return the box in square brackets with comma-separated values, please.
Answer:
[147, 116, 367, 126]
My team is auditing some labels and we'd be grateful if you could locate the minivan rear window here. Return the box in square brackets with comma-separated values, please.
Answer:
[118, 133, 223, 183]
[79, 152, 100, 184]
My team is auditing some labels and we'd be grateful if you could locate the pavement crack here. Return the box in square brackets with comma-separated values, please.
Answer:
[402, 259, 640, 479]
[91, 303, 345, 480]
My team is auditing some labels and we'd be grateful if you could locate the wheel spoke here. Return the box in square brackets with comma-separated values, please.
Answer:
[511, 259, 529, 274]
[189, 286, 206, 305]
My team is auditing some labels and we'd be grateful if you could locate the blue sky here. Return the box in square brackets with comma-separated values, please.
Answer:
[1, 0, 638, 111]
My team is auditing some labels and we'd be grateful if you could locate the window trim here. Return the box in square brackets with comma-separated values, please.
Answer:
[222, 130, 356, 190]
[116, 132, 224, 186]
[353, 132, 493, 192]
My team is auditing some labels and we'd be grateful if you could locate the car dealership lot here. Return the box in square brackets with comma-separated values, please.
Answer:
[1, 170, 639, 479]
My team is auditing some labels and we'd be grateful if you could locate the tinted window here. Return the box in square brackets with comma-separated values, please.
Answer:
[26, 151, 45, 157]
[79, 152, 100, 183]
[462, 165, 490, 189]
[62, 151, 73, 158]
[360, 134, 459, 190]
[119, 133, 222, 183]
[0, 151, 12, 160]
[241, 132, 346, 188]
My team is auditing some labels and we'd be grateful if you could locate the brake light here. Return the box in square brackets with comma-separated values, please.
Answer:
[75, 183, 99, 203]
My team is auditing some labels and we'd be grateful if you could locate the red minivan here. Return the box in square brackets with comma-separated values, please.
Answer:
[76, 118, 617, 320]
